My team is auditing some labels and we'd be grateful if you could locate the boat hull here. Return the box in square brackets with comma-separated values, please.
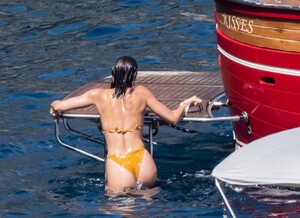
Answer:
[214, 0, 300, 146]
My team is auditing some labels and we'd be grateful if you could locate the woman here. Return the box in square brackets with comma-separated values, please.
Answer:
[50, 56, 202, 193]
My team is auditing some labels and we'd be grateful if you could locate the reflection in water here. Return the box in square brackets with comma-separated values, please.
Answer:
[223, 185, 300, 217]
[102, 187, 161, 216]
[247, 187, 300, 217]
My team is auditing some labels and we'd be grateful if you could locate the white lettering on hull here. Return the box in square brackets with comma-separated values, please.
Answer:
[220, 14, 254, 34]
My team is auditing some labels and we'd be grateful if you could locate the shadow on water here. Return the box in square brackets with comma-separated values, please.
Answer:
[1, 0, 300, 217]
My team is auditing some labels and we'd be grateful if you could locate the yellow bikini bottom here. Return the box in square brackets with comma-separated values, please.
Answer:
[107, 148, 145, 179]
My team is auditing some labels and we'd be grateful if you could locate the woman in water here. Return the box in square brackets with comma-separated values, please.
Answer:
[50, 56, 202, 193]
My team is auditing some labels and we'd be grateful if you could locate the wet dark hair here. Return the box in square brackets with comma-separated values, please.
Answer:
[110, 56, 138, 98]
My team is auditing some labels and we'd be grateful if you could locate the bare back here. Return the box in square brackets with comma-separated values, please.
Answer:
[94, 87, 146, 156]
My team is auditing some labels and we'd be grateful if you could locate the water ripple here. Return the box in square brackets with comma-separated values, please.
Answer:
[47, 23, 88, 35]
[1, 6, 28, 13]
[39, 69, 77, 79]
[118, 0, 161, 7]
[0, 143, 23, 159]
[83, 26, 123, 40]
[19, 34, 40, 41]
[26, 11, 52, 18]
[0, 21, 8, 27]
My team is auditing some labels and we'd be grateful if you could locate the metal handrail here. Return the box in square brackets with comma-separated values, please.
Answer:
[63, 118, 105, 144]
[54, 118, 105, 162]
[207, 92, 227, 118]
[53, 92, 249, 163]
[59, 113, 247, 123]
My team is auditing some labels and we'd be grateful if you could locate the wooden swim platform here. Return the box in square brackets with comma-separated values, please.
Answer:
[54, 71, 248, 162]
[62, 71, 225, 119]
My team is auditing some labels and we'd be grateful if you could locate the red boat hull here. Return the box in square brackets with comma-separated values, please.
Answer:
[214, 0, 300, 146]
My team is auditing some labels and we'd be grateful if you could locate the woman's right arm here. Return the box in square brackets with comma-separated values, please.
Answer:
[140, 86, 202, 124]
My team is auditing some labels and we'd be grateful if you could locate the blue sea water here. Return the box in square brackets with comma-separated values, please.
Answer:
[1, 0, 300, 217]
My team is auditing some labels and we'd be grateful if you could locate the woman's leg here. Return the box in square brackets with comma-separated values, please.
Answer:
[105, 159, 136, 192]
[137, 150, 157, 188]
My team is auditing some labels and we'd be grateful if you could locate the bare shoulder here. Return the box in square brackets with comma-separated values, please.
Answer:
[134, 85, 156, 107]
[135, 85, 153, 96]
[86, 88, 106, 99]
[89, 87, 105, 94]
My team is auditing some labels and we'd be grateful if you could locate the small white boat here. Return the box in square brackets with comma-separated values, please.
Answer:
[212, 127, 300, 217]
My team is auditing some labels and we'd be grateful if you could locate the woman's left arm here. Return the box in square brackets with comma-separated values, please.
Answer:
[50, 89, 99, 116]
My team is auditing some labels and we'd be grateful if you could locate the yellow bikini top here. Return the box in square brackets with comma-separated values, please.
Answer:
[102, 92, 142, 134]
